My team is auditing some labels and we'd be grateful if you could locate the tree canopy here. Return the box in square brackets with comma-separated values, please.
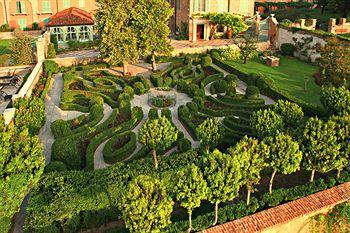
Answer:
[202, 150, 242, 226]
[0, 122, 44, 232]
[251, 109, 284, 139]
[302, 117, 341, 182]
[228, 136, 268, 204]
[196, 118, 223, 153]
[120, 175, 174, 233]
[321, 87, 350, 116]
[139, 116, 178, 168]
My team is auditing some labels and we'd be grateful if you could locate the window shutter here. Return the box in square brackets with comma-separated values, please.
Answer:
[205, 0, 209, 12]
[21, 1, 26, 13]
[193, 0, 198, 12]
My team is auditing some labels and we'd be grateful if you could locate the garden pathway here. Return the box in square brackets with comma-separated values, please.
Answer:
[211, 64, 275, 105]
[39, 73, 87, 164]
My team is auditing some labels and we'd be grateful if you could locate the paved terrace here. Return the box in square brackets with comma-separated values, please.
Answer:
[57, 39, 263, 59]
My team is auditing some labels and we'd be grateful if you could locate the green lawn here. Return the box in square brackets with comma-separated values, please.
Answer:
[0, 39, 13, 55]
[225, 57, 322, 106]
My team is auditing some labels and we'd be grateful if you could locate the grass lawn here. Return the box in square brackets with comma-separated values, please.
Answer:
[225, 56, 322, 106]
[0, 39, 13, 55]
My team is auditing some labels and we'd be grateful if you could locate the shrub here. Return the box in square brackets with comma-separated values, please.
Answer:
[0, 24, 10, 32]
[226, 80, 237, 96]
[321, 87, 350, 116]
[10, 32, 33, 65]
[133, 82, 145, 95]
[44, 161, 67, 173]
[51, 119, 71, 139]
[201, 55, 212, 67]
[225, 74, 238, 82]
[213, 79, 228, 93]
[161, 108, 172, 120]
[186, 102, 198, 112]
[44, 60, 59, 75]
[148, 108, 159, 120]
[280, 43, 296, 56]
[47, 43, 56, 59]
[0, 54, 10, 67]
[103, 132, 137, 164]
[245, 85, 260, 99]
[178, 138, 191, 152]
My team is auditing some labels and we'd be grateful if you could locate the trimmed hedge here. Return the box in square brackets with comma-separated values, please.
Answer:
[178, 138, 192, 152]
[245, 85, 260, 99]
[103, 131, 137, 164]
[44, 161, 67, 173]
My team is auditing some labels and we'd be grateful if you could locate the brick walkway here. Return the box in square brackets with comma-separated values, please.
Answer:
[205, 182, 350, 233]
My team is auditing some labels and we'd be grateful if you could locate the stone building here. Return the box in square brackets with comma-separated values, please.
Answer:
[47, 7, 94, 45]
[168, 0, 255, 41]
[0, 0, 97, 29]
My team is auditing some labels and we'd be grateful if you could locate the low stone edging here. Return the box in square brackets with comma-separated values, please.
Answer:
[205, 182, 350, 233]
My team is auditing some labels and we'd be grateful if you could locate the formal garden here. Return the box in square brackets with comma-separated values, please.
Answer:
[2, 0, 350, 232]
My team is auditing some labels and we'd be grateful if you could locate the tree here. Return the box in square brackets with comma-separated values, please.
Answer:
[317, 38, 350, 87]
[133, 0, 173, 71]
[321, 87, 350, 116]
[139, 116, 178, 168]
[207, 13, 248, 39]
[120, 175, 174, 233]
[264, 133, 303, 194]
[302, 117, 341, 182]
[329, 115, 350, 177]
[10, 30, 33, 65]
[251, 109, 284, 139]
[228, 136, 269, 205]
[172, 164, 208, 233]
[0, 122, 44, 232]
[273, 100, 304, 128]
[237, 35, 258, 64]
[96, 0, 139, 75]
[202, 150, 242, 226]
[196, 118, 223, 153]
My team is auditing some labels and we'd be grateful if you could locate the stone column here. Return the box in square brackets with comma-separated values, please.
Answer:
[192, 20, 197, 42]
[328, 18, 336, 33]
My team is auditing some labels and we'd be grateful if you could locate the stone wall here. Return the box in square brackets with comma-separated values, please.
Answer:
[328, 18, 350, 34]
[205, 182, 350, 233]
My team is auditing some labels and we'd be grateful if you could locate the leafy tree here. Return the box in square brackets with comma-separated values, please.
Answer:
[302, 117, 341, 182]
[228, 136, 268, 205]
[10, 30, 33, 65]
[139, 116, 178, 168]
[133, 0, 173, 71]
[237, 35, 258, 64]
[329, 115, 350, 177]
[321, 87, 350, 116]
[317, 38, 350, 87]
[120, 175, 174, 233]
[264, 133, 303, 194]
[196, 118, 223, 153]
[273, 100, 304, 128]
[202, 150, 242, 226]
[96, 0, 138, 75]
[207, 13, 248, 39]
[14, 97, 45, 135]
[251, 109, 284, 139]
[0, 122, 44, 232]
[172, 164, 208, 233]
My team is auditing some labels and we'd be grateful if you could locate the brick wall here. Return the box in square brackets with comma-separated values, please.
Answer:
[205, 182, 350, 233]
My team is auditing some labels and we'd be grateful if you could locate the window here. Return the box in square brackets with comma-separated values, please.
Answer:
[176, 0, 180, 11]
[16, 1, 26, 14]
[66, 26, 77, 40]
[79, 0, 85, 7]
[18, 18, 26, 29]
[52, 27, 63, 42]
[63, 0, 70, 8]
[42, 0, 51, 13]
[79, 26, 90, 41]
[218, 0, 228, 12]
[193, 0, 206, 12]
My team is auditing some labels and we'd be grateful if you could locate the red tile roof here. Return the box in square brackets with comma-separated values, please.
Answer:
[47, 7, 94, 27]
[205, 182, 350, 233]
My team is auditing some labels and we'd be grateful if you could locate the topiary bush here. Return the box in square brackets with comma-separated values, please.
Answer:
[178, 138, 191, 152]
[226, 80, 237, 97]
[51, 119, 71, 139]
[47, 43, 57, 59]
[103, 131, 137, 164]
[148, 108, 159, 120]
[213, 79, 228, 93]
[134, 82, 146, 95]
[245, 85, 260, 99]
[44, 161, 67, 173]
[280, 43, 296, 56]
